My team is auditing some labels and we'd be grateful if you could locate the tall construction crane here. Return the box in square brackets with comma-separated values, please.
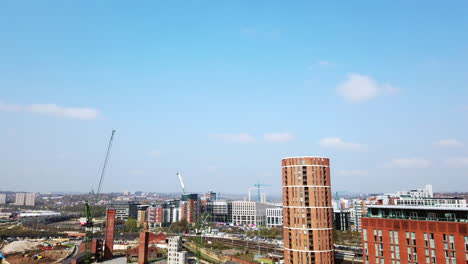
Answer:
[176, 172, 186, 194]
[253, 182, 271, 202]
[195, 214, 210, 264]
[83, 130, 116, 264]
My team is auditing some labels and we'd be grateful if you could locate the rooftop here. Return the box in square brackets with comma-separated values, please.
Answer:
[365, 205, 468, 223]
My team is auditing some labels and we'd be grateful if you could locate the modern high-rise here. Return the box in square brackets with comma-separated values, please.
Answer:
[282, 157, 334, 264]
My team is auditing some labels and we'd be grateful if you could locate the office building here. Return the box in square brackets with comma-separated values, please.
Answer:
[206, 200, 230, 223]
[231, 201, 276, 226]
[362, 205, 468, 264]
[109, 201, 140, 220]
[266, 207, 283, 228]
[334, 209, 351, 231]
[282, 156, 334, 264]
[0, 193, 6, 205]
[167, 236, 187, 264]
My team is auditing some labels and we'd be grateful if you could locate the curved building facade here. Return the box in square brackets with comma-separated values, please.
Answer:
[282, 157, 334, 264]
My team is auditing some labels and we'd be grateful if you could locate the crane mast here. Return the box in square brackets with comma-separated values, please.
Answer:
[84, 130, 116, 264]
[177, 172, 186, 194]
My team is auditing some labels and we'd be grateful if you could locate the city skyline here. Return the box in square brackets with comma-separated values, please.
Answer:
[1, 1, 468, 194]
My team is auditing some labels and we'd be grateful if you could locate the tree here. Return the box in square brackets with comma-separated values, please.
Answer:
[169, 219, 189, 234]
[125, 218, 138, 232]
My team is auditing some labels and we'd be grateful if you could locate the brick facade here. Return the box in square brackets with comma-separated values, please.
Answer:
[362, 217, 468, 264]
[282, 157, 334, 264]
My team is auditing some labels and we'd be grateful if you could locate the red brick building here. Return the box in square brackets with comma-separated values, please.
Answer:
[282, 157, 334, 264]
[147, 205, 163, 228]
[181, 199, 197, 223]
[362, 205, 468, 264]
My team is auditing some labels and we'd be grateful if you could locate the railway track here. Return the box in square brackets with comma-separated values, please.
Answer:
[184, 235, 363, 263]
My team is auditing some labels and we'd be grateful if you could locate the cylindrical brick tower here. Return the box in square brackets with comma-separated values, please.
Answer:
[282, 157, 334, 264]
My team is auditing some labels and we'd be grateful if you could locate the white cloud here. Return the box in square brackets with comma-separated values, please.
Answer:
[445, 157, 468, 168]
[387, 158, 431, 169]
[337, 73, 398, 103]
[148, 150, 161, 158]
[318, 137, 366, 151]
[0, 101, 98, 120]
[435, 139, 464, 147]
[337, 169, 369, 176]
[264, 132, 294, 143]
[212, 133, 255, 143]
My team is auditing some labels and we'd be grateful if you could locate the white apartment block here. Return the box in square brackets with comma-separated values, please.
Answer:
[167, 236, 187, 264]
[0, 193, 6, 205]
[352, 199, 365, 232]
[15, 193, 25, 206]
[25, 193, 36, 206]
[15, 193, 36, 206]
[231, 201, 276, 226]
[266, 207, 283, 227]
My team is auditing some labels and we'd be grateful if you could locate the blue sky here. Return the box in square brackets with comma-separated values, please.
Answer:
[1, 1, 467, 196]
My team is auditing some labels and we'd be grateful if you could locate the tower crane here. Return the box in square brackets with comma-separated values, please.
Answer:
[176, 172, 186, 194]
[83, 130, 116, 264]
[195, 213, 210, 264]
[253, 182, 271, 202]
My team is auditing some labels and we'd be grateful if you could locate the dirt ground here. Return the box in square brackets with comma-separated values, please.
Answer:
[5, 248, 70, 264]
